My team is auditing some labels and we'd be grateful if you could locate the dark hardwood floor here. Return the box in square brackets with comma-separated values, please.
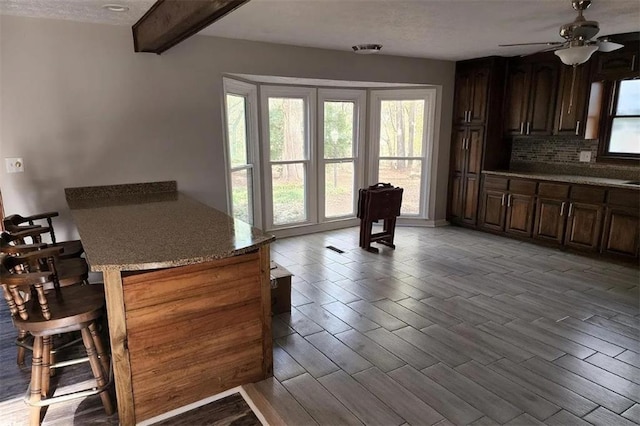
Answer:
[2, 225, 638, 425]
[245, 225, 639, 426]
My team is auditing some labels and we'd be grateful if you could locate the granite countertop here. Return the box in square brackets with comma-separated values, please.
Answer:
[482, 170, 640, 190]
[66, 182, 275, 272]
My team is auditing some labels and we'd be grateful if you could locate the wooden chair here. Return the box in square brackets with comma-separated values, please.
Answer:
[1, 238, 89, 367]
[357, 183, 403, 253]
[3, 213, 84, 259]
[1, 254, 114, 425]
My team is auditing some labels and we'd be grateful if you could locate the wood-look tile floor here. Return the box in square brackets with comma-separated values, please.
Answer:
[245, 226, 640, 426]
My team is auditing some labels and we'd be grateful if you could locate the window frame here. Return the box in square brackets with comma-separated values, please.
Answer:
[317, 88, 366, 222]
[369, 88, 438, 220]
[597, 78, 640, 163]
[260, 85, 317, 231]
[222, 78, 262, 227]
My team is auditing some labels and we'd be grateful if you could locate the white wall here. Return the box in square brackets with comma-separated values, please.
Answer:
[0, 15, 454, 240]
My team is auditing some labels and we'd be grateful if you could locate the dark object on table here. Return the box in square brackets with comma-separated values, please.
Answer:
[357, 183, 403, 253]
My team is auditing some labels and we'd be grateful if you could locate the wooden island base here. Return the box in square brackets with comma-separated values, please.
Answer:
[103, 247, 272, 424]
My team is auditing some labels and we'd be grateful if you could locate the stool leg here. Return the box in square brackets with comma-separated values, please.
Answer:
[88, 322, 110, 380]
[29, 336, 43, 426]
[81, 326, 114, 415]
[17, 329, 28, 367]
[41, 336, 51, 397]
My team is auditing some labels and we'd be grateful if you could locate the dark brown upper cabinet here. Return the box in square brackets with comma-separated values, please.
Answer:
[592, 41, 640, 81]
[554, 63, 591, 136]
[453, 65, 491, 125]
[504, 55, 560, 137]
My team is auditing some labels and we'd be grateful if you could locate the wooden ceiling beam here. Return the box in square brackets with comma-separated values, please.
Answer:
[132, 0, 250, 54]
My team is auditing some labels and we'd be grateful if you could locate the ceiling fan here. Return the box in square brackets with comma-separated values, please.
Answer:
[500, 0, 624, 66]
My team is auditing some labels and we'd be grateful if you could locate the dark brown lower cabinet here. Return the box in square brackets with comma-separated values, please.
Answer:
[480, 190, 506, 231]
[505, 193, 535, 237]
[564, 202, 604, 251]
[601, 207, 640, 258]
[478, 175, 638, 262]
[534, 198, 566, 244]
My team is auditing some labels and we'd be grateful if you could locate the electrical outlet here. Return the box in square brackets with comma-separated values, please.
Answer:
[5, 157, 24, 173]
[579, 151, 592, 163]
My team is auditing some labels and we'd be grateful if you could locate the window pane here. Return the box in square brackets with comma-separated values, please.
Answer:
[378, 159, 422, 216]
[324, 101, 354, 159]
[269, 98, 306, 161]
[231, 169, 252, 224]
[226, 94, 248, 167]
[616, 80, 640, 116]
[272, 163, 306, 225]
[325, 162, 354, 218]
[379, 100, 425, 157]
[610, 118, 640, 154]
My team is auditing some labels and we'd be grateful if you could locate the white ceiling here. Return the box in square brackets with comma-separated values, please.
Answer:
[1, 0, 638, 61]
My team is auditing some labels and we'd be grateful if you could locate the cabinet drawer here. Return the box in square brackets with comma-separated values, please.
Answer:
[538, 182, 570, 199]
[608, 189, 640, 208]
[571, 186, 606, 203]
[509, 179, 537, 195]
[484, 176, 508, 190]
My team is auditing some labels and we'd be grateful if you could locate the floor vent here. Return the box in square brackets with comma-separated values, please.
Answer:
[326, 245, 345, 254]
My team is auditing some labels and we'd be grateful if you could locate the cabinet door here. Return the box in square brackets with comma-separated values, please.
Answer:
[533, 198, 566, 244]
[469, 67, 490, 125]
[601, 207, 640, 258]
[466, 127, 484, 175]
[461, 175, 480, 225]
[451, 127, 467, 174]
[565, 202, 603, 251]
[480, 190, 505, 231]
[505, 194, 535, 237]
[593, 46, 640, 80]
[555, 64, 590, 136]
[526, 61, 559, 135]
[448, 174, 464, 221]
[454, 70, 472, 124]
[504, 63, 530, 136]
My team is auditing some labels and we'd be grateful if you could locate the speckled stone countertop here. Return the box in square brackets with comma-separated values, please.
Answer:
[483, 170, 640, 190]
[65, 182, 275, 272]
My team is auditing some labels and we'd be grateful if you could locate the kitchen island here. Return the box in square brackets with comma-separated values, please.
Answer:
[65, 181, 275, 425]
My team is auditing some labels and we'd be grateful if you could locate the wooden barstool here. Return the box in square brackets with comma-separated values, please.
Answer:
[1, 238, 90, 367]
[1, 254, 114, 425]
[4, 213, 84, 259]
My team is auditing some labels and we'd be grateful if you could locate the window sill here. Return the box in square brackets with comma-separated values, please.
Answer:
[596, 155, 640, 165]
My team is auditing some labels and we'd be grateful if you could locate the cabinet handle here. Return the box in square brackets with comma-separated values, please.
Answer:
[568, 203, 574, 217]
[507, 194, 512, 207]
[520, 122, 524, 135]
[501, 194, 506, 206]
[465, 111, 468, 122]
[526, 122, 531, 135]
[468, 110, 472, 122]
[575, 121, 581, 136]
[560, 202, 566, 216]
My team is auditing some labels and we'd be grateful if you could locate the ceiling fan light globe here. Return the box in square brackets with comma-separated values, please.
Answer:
[598, 41, 623, 53]
[554, 45, 598, 66]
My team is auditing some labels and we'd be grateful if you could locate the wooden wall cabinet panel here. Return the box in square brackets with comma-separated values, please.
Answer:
[504, 56, 559, 137]
[448, 56, 508, 227]
[555, 64, 590, 136]
[565, 202, 603, 251]
[454, 66, 490, 125]
[601, 207, 640, 258]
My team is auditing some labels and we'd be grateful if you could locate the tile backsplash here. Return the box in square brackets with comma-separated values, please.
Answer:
[509, 136, 640, 180]
[511, 137, 598, 164]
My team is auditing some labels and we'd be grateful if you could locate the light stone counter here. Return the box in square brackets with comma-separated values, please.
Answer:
[66, 181, 274, 272]
[483, 170, 640, 190]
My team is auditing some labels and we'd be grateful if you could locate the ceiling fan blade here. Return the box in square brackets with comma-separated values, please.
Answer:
[499, 42, 564, 47]
[598, 40, 624, 52]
